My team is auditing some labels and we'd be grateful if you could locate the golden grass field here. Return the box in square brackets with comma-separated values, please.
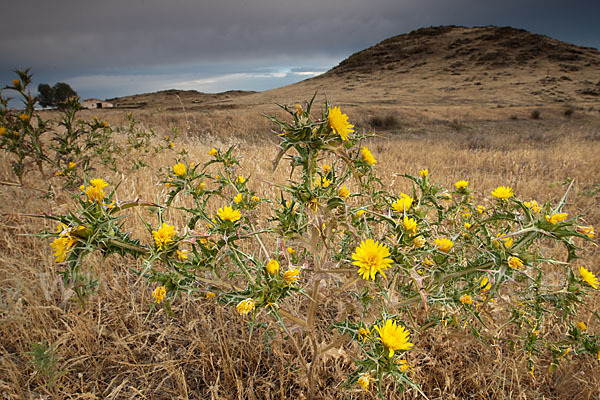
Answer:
[2, 26, 600, 400]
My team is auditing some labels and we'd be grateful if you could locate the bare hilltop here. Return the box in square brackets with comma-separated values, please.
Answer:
[109, 25, 600, 117]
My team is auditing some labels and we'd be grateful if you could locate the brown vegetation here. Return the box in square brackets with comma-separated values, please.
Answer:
[1, 25, 600, 399]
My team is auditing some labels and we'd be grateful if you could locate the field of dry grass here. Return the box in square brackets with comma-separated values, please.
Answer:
[1, 99, 599, 400]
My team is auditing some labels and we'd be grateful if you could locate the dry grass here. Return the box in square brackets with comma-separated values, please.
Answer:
[1, 105, 599, 399]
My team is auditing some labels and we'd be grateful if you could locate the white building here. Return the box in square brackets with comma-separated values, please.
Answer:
[82, 98, 114, 109]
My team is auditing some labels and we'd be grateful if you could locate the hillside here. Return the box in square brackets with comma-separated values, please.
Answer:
[239, 25, 600, 110]
[106, 88, 256, 110]
[103, 25, 600, 129]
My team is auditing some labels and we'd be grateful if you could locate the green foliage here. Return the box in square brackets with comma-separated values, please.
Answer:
[37, 83, 53, 108]
[28, 341, 64, 388]
[36, 81, 78, 108]
[1, 70, 165, 187]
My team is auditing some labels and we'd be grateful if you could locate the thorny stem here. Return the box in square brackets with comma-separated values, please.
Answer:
[307, 333, 319, 400]
[272, 310, 310, 380]
[391, 262, 495, 309]
[107, 239, 150, 255]
[249, 221, 269, 259]
[230, 245, 256, 285]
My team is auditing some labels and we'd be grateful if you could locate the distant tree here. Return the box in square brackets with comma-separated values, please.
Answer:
[36, 82, 78, 108]
[52, 82, 78, 105]
[37, 83, 54, 108]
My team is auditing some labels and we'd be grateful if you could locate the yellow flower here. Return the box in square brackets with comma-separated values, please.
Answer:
[576, 225, 595, 239]
[12, 79, 20, 86]
[209, 147, 218, 156]
[287, 247, 296, 255]
[524, 200, 541, 214]
[392, 193, 413, 213]
[455, 180, 469, 189]
[358, 327, 371, 342]
[338, 185, 350, 199]
[477, 205, 486, 214]
[361, 146, 376, 165]
[266, 259, 280, 275]
[82, 178, 108, 203]
[152, 222, 176, 250]
[173, 162, 186, 177]
[236, 298, 255, 316]
[495, 233, 513, 248]
[50, 236, 76, 262]
[491, 186, 514, 200]
[357, 373, 371, 391]
[577, 321, 587, 331]
[177, 249, 188, 260]
[322, 164, 331, 172]
[460, 294, 473, 305]
[152, 286, 166, 304]
[68, 161, 76, 169]
[464, 222, 472, 230]
[422, 256, 435, 267]
[19, 113, 29, 121]
[233, 193, 243, 204]
[0, 127, 6, 135]
[206, 292, 216, 299]
[579, 266, 598, 289]
[314, 176, 331, 188]
[355, 209, 366, 217]
[217, 205, 241, 222]
[283, 267, 300, 283]
[236, 176, 246, 184]
[198, 181, 206, 191]
[419, 169, 428, 177]
[402, 216, 418, 236]
[374, 319, 413, 357]
[413, 236, 426, 248]
[352, 239, 393, 280]
[545, 213, 568, 224]
[396, 359, 412, 372]
[480, 276, 492, 292]
[434, 238, 453, 252]
[102, 121, 108, 127]
[252, 195, 260, 202]
[508, 256, 523, 269]
[328, 106, 354, 141]
[440, 190, 452, 201]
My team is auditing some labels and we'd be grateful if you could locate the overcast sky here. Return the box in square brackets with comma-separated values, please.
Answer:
[2, 0, 599, 101]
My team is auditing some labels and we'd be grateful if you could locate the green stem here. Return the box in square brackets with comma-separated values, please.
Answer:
[230, 245, 255, 284]
[107, 239, 150, 255]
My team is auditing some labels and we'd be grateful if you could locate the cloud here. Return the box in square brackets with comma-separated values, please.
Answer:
[57, 67, 327, 99]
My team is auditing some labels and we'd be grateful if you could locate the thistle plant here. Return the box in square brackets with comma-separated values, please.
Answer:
[0, 70, 164, 189]
[39, 98, 599, 398]
[1, 69, 50, 181]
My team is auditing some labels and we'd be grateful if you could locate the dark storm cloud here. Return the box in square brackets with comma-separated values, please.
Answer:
[1, 0, 599, 99]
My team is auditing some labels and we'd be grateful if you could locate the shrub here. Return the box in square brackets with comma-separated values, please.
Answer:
[369, 113, 401, 130]
[530, 109, 541, 119]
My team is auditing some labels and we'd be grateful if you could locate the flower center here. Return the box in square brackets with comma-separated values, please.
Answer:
[365, 253, 378, 268]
